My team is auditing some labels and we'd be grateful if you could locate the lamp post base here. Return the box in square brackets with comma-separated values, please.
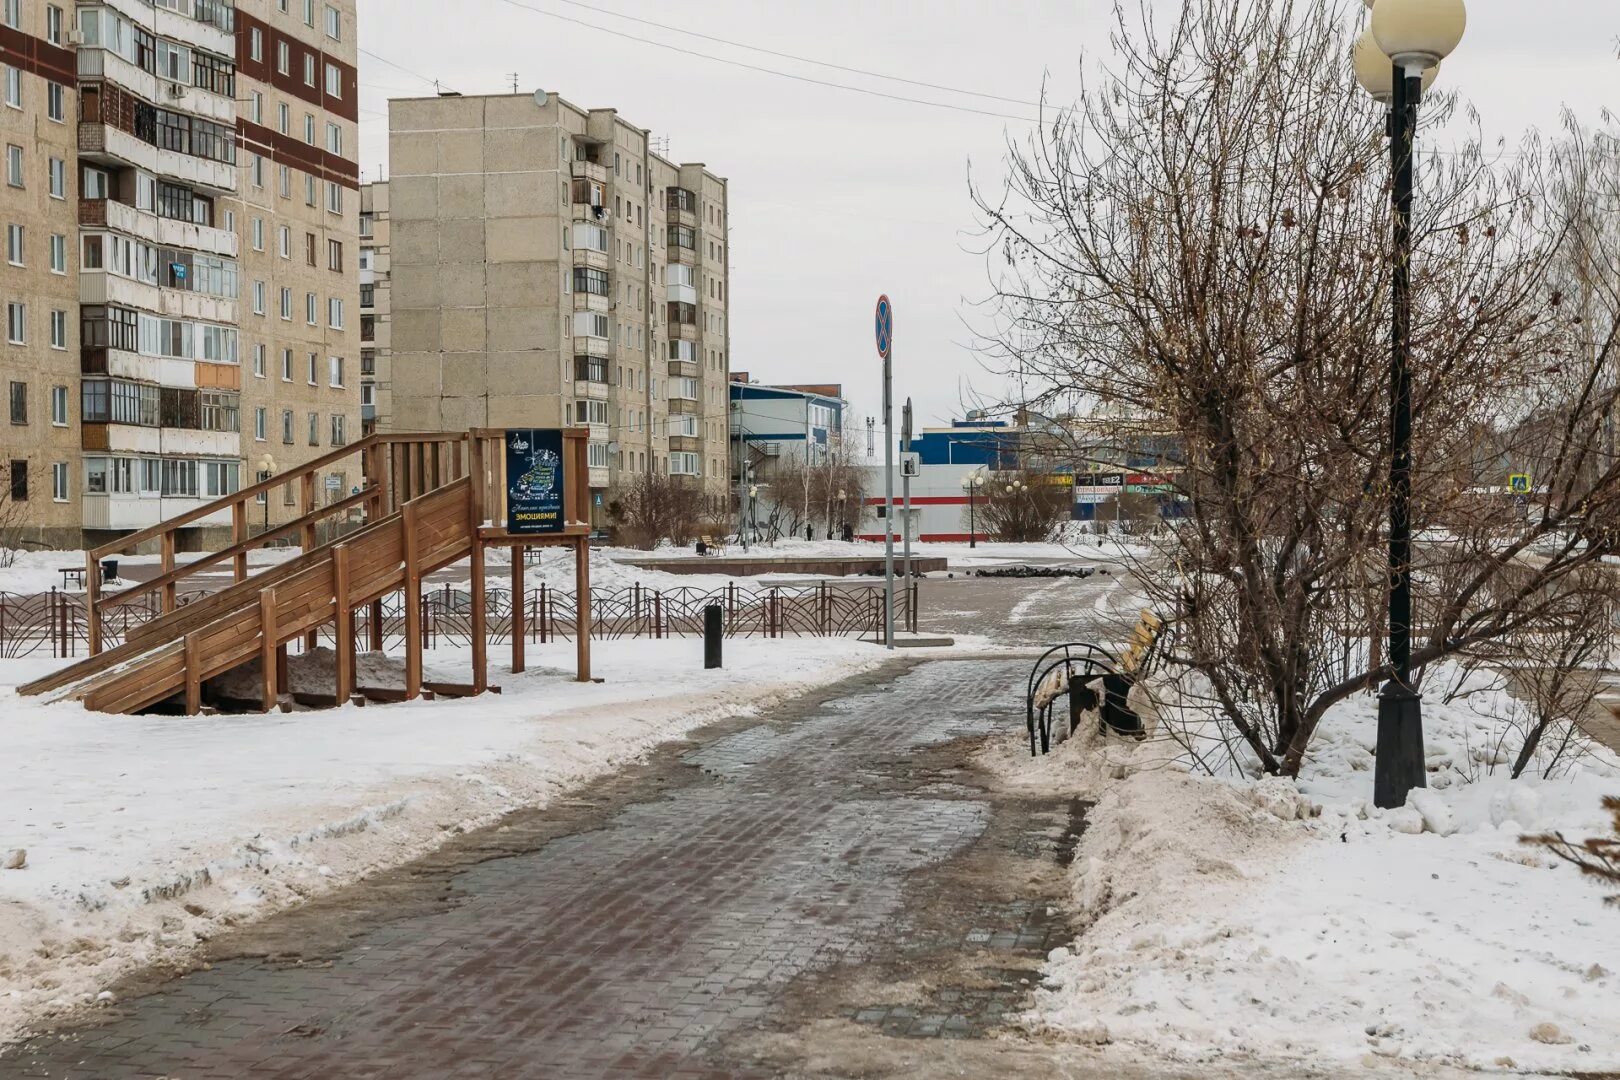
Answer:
[1373, 682, 1427, 809]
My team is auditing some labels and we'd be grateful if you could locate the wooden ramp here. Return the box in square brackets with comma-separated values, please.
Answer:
[23, 479, 476, 713]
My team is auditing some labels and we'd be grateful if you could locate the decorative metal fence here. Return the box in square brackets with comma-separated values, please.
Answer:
[0, 580, 921, 659]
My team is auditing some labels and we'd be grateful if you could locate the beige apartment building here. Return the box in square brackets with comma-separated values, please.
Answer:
[384, 92, 730, 526]
[233, 0, 360, 533]
[0, 0, 79, 546]
[358, 176, 386, 433]
[0, 0, 360, 555]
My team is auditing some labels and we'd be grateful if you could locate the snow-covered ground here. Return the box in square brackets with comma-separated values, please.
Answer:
[627, 533, 1149, 569]
[0, 547, 303, 595]
[1028, 666, 1620, 1074]
[0, 637, 891, 1043]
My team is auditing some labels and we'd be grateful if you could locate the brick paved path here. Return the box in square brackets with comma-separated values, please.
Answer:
[4, 659, 1041, 1079]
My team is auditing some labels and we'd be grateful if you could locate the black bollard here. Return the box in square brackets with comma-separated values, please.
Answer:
[704, 603, 723, 669]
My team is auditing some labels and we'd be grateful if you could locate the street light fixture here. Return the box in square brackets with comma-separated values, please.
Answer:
[1357, 0, 1466, 810]
[960, 468, 986, 549]
[255, 453, 277, 535]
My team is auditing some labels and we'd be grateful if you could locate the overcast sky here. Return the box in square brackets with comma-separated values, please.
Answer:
[357, 0, 1616, 448]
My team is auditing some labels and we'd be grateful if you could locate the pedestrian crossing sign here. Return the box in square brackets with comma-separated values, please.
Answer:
[1509, 473, 1531, 494]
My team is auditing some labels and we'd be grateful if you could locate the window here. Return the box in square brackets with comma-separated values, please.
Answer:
[82, 166, 108, 200]
[278, 165, 290, 198]
[328, 298, 343, 329]
[249, 91, 262, 124]
[303, 0, 314, 25]
[360, 283, 374, 307]
[303, 112, 315, 145]
[277, 41, 290, 75]
[279, 287, 292, 320]
[573, 311, 609, 339]
[572, 223, 609, 252]
[277, 101, 289, 134]
[8, 459, 23, 500]
[159, 458, 197, 497]
[6, 302, 23, 343]
[253, 406, 266, 441]
[330, 413, 346, 446]
[252, 280, 265, 314]
[5, 145, 20, 187]
[281, 348, 293, 381]
[50, 385, 66, 425]
[305, 231, 316, 265]
[359, 212, 374, 238]
[325, 63, 342, 98]
[282, 408, 293, 443]
[588, 442, 610, 468]
[305, 174, 316, 206]
[303, 53, 315, 87]
[307, 411, 318, 446]
[328, 355, 343, 387]
[5, 223, 20, 265]
[307, 352, 317, 385]
[52, 462, 67, 502]
[252, 217, 264, 251]
[253, 343, 265, 377]
[326, 121, 343, 155]
[278, 226, 290, 259]
[0, 0, 15, 28]
[47, 82, 63, 122]
[46, 4, 62, 43]
[361, 314, 374, 340]
[7, 380, 23, 423]
[669, 452, 700, 476]
[573, 267, 610, 296]
[203, 460, 239, 497]
[251, 154, 264, 188]
[48, 234, 64, 273]
[250, 27, 263, 62]
[327, 238, 343, 271]
[255, 469, 269, 504]
[326, 182, 342, 215]
[49, 309, 65, 348]
[306, 292, 317, 326]
[324, 5, 340, 39]
[5, 66, 19, 110]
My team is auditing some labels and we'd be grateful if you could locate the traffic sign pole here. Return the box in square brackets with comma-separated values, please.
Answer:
[901, 398, 914, 596]
[876, 295, 895, 650]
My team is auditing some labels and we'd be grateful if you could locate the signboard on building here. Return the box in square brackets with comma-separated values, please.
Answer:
[505, 428, 566, 534]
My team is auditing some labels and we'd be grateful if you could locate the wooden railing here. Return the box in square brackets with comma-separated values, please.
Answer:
[83, 431, 472, 655]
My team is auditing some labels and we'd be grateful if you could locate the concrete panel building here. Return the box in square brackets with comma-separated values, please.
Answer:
[384, 92, 730, 526]
[358, 176, 385, 432]
[0, 0, 361, 554]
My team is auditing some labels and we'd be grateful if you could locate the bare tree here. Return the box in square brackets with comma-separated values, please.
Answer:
[1525, 797, 1620, 907]
[977, 469, 1072, 541]
[975, 0, 1620, 776]
[0, 487, 28, 568]
[605, 475, 715, 549]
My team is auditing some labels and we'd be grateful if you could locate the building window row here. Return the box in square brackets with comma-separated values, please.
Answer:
[81, 305, 238, 364]
[77, 7, 236, 96]
[81, 233, 239, 300]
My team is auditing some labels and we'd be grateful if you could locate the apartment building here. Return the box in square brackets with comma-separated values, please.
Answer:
[233, 0, 360, 533]
[358, 176, 385, 433]
[0, 0, 359, 554]
[385, 92, 730, 527]
[0, 0, 82, 547]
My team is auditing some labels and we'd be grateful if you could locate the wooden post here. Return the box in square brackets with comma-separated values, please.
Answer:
[276, 642, 289, 693]
[85, 551, 102, 656]
[467, 437, 488, 696]
[160, 531, 176, 614]
[575, 535, 591, 681]
[333, 544, 354, 702]
[539, 581, 548, 644]
[369, 598, 384, 651]
[183, 632, 201, 716]
[403, 501, 422, 699]
[259, 587, 278, 711]
[511, 544, 525, 674]
[231, 499, 248, 582]
[300, 472, 319, 650]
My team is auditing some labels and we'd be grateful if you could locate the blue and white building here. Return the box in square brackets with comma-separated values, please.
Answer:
[728, 374, 845, 481]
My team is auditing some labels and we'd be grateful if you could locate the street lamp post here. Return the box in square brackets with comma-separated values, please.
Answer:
[960, 469, 985, 548]
[1355, 0, 1466, 810]
[255, 453, 277, 535]
[836, 488, 847, 541]
[747, 484, 758, 548]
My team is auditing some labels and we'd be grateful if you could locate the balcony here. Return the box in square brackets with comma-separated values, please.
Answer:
[668, 398, 700, 417]
[572, 290, 609, 313]
[571, 245, 610, 272]
[670, 322, 699, 343]
[570, 160, 609, 184]
[667, 360, 699, 379]
[668, 434, 700, 453]
[588, 466, 611, 488]
[575, 336, 610, 359]
[76, 48, 236, 125]
[81, 198, 239, 258]
[666, 187, 698, 227]
[666, 281, 697, 305]
[80, 270, 237, 326]
[81, 494, 231, 531]
[78, 123, 237, 196]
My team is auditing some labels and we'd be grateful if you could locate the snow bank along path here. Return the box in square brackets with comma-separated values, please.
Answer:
[1030, 670, 1620, 1073]
[0, 637, 889, 1044]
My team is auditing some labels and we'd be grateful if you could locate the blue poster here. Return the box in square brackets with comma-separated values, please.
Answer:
[506, 429, 565, 534]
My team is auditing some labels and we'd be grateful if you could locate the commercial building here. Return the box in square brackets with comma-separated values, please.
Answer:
[728, 372, 845, 478]
[383, 92, 730, 527]
[0, 0, 360, 553]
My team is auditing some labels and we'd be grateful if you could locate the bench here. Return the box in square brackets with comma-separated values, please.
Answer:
[58, 566, 85, 590]
[696, 535, 726, 556]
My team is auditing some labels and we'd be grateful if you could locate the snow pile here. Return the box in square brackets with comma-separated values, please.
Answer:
[1032, 666, 1620, 1072]
[0, 636, 891, 1042]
